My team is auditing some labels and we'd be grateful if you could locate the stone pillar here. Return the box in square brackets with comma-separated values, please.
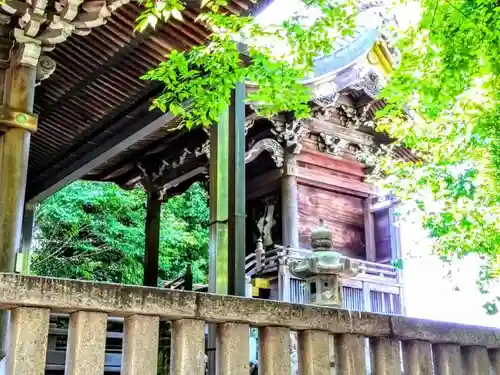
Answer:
[0, 39, 40, 363]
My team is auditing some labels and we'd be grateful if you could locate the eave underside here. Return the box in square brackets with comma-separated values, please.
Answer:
[25, 0, 268, 201]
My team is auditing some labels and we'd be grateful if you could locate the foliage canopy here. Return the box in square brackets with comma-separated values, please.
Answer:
[31, 181, 209, 286]
[372, 0, 500, 313]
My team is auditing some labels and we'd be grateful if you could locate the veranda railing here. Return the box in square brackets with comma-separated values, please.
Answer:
[0, 273, 498, 375]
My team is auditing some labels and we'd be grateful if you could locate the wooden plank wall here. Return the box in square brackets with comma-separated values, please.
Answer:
[296, 148, 373, 259]
[298, 184, 365, 258]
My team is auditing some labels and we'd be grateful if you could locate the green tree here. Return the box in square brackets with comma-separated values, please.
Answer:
[31, 181, 209, 285]
[372, 0, 500, 313]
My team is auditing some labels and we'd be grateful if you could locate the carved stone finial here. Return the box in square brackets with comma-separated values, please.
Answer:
[310, 219, 333, 252]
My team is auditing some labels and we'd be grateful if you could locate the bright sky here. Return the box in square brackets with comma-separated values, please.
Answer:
[257, 0, 500, 327]
[401, 216, 500, 328]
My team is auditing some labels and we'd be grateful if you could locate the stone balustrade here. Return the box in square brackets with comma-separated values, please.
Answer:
[0, 273, 498, 375]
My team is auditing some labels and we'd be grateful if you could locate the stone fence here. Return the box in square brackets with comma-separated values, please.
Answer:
[0, 273, 499, 375]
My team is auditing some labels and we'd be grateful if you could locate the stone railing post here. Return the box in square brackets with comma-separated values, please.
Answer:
[217, 323, 250, 375]
[402, 341, 433, 375]
[170, 319, 205, 375]
[298, 330, 330, 375]
[260, 326, 291, 375]
[122, 315, 160, 375]
[370, 337, 401, 375]
[66, 311, 107, 375]
[5, 307, 49, 375]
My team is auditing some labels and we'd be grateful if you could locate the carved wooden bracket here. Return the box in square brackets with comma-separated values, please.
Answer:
[313, 128, 374, 160]
[244, 138, 284, 168]
[1, 0, 130, 67]
[271, 119, 310, 155]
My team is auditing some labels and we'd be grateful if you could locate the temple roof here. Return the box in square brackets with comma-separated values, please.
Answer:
[16, 0, 394, 202]
[21, 0, 269, 201]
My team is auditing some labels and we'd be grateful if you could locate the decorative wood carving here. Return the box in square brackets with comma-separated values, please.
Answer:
[195, 139, 210, 160]
[271, 119, 309, 155]
[306, 116, 375, 161]
[245, 117, 256, 135]
[256, 200, 276, 247]
[1, 0, 129, 66]
[313, 92, 339, 108]
[35, 54, 56, 85]
[351, 70, 383, 99]
[336, 103, 375, 129]
[244, 138, 284, 168]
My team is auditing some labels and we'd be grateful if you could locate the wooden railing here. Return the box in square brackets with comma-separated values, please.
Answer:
[0, 273, 499, 375]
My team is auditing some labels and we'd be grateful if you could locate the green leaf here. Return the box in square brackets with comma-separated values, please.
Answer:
[171, 9, 183, 21]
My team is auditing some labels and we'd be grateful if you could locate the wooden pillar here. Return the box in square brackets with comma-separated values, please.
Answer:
[0, 63, 36, 272]
[228, 82, 246, 297]
[207, 84, 246, 375]
[363, 198, 376, 262]
[143, 190, 162, 287]
[0, 42, 39, 362]
[281, 149, 299, 248]
[208, 84, 246, 296]
[19, 203, 34, 274]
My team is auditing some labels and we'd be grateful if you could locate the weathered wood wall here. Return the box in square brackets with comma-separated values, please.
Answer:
[298, 185, 365, 258]
[296, 149, 373, 259]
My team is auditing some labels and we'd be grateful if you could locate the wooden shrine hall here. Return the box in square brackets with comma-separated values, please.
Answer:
[0, 0, 410, 300]
[0, 1, 499, 375]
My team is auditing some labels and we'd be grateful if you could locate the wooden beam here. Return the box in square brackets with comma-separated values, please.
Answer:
[27, 107, 181, 203]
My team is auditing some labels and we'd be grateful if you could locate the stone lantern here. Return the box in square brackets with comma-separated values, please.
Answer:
[288, 220, 361, 307]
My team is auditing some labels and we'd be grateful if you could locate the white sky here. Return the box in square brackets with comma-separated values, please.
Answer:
[401, 217, 500, 328]
[257, 0, 500, 327]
